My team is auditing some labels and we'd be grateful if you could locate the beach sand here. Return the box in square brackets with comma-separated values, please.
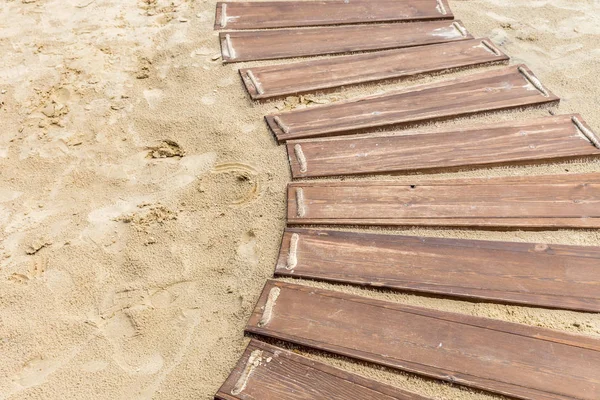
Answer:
[0, 0, 599, 399]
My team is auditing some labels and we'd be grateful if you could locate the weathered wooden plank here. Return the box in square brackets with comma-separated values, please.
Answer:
[240, 38, 507, 100]
[214, 0, 453, 31]
[287, 173, 600, 228]
[220, 20, 471, 63]
[286, 114, 600, 177]
[266, 65, 559, 142]
[275, 228, 600, 312]
[215, 339, 431, 400]
[247, 280, 600, 400]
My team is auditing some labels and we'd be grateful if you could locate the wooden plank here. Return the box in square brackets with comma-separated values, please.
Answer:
[214, 0, 453, 31]
[266, 65, 560, 142]
[240, 38, 507, 100]
[220, 20, 471, 63]
[275, 228, 600, 312]
[287, 173, 600, 228]
[215, 339, 431, 400]
[247, 280, 600, 400]
[286, 114, 600, 178]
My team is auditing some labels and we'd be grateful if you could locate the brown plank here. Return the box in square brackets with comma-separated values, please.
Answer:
[220, 20, 471, 63]
[286, 114, 600, 177]
[247, 280, 600, 400]
[275, 228, 600, 312]
[266, 64, 560, 142]
[240, 38, 507, 100]
[214, 0, 453, 31]
[287, 173, 600, 228]
[215, 339, 431, 400]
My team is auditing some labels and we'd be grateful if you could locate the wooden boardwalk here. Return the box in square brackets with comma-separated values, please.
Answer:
[213, 2, 600, 399]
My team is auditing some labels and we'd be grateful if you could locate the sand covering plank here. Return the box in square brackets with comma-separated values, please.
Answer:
[214, 0, 453, 31]
[275, 228, 600, 312]
[286, 114, 600, 177]
[215, 339, 432, 400]
[247, 280, 600, 400]
[287, 173, 600, 228]
[266, 65, 559, 142]
[220, 20, 471, 63]
[240, 38, 507, 100]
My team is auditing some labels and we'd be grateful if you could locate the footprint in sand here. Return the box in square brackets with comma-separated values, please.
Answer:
[237, 230, 259, 266]
[13, 357, 61, 388]
[7, 256, 48, 285]
[198, 163, 260, 207]
[90, 281, 198, 378]
[81, 360, 109, 373]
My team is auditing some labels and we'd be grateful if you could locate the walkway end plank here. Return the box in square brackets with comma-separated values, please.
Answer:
[216, 339, 431, 400]
[215, 0, 453, 31]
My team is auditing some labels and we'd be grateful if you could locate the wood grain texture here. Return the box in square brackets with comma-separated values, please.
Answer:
[275, 228, 600, 312]
[215, 339, 431, 400]
[247, 280, 600, 400]
[286, 114, 600, 177]
[266, 65, 559, 142]
[220, 20, 471, 63]
[287, 173, 600, 228]
[214, 0, 453, 31]
[240, 38, 507, 100]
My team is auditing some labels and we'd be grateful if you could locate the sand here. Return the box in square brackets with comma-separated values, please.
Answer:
[0, 0, 599, 399]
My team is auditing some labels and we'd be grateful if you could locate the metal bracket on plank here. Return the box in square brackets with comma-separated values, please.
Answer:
[223, 34, 236, 59]
[273, 116, 290, 134]
[481, 39, 502, 56]
[286, 233, 299, 270]
[244, 70, 264, 95]
[572, 116, 600, 149]
[220, 3, 228, 28]
[436, 0, 447, 15]
[295, 188, 306, 218]
[452, 21, 468, 37]
[294, 144, 308, 173]
[518, 66, 549, 97]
